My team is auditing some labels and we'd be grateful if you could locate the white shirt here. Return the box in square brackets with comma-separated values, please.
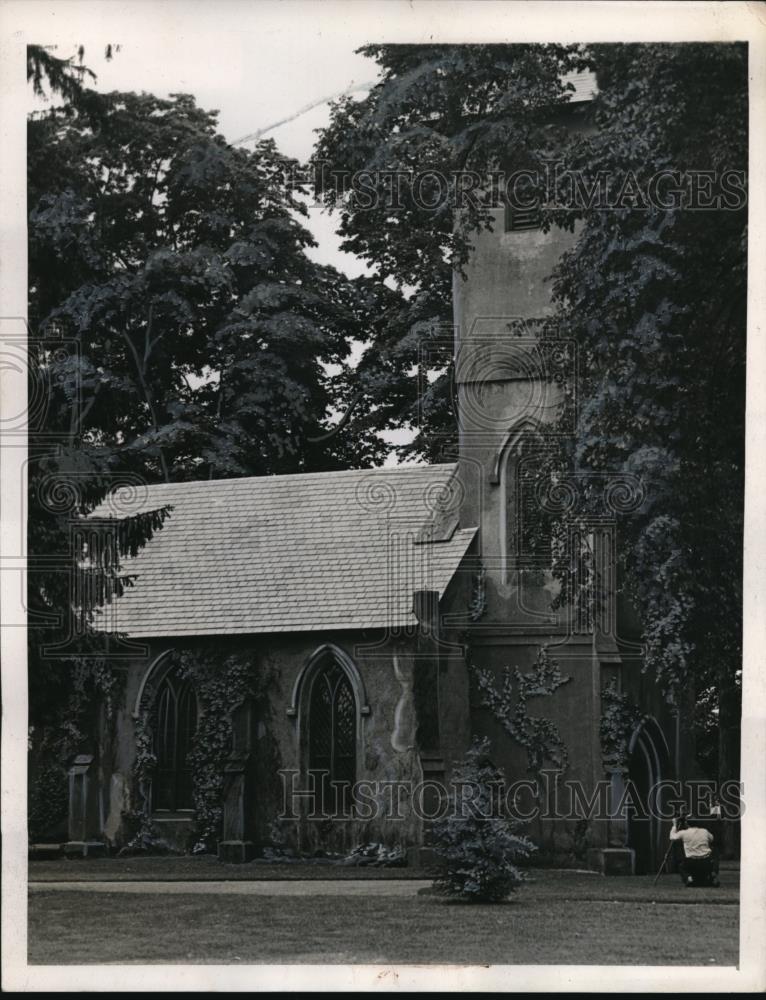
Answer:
[669, 825, 714, 858]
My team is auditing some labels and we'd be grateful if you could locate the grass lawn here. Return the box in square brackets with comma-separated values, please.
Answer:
[28, 875, 739, 966]
[28, 856, 429, 881]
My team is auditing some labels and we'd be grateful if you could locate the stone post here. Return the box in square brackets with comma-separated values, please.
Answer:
[588, 766, 635, 874]
[64, 754, 106, 857]
[218, 701, 256, 863]
[607, 766, 629, 846]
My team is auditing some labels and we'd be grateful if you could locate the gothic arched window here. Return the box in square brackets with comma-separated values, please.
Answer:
[152, 671, 197, 812]
[308, 660, 356, 815]
[504, 442, 551, 572]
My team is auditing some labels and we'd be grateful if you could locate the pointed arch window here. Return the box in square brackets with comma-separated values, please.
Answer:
[152, 671, 197, 812]
[504, 438, 552, 572]
[308, 659, 356, 815]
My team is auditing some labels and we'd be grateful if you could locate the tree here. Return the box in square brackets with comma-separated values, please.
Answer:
[27, 45, 171, 726]
[543, 43, 746, 785]
[431, 737, 535, 903]
[26, 44, 171, 837]
[29, 88, 382, 483]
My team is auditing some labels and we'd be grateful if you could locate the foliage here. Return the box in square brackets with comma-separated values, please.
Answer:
[28, 762, 69, 841]
[27, 44, 96, 103]
[29, 657, 122, 758]
[28, 659, 123, 842]
[567, 818, 591, 866]
[692, 683, 721, 777]
[431, 737, 535, 903]
[27, 52, 172, 743]
[27, 457, 172, 733]
[541, 43, 746, 782]
[344, 843, 406, 867]
[29, 87, 382, 482]
[121, 710, 161, 852]
[313, 43, 584, 460]
[261, 817, 294, 860]
[473, 647, 571, 778]
[28, 43, 121, 103]
[177, 646, 272, 852]
[468, 564, 487, 622]
[599, 679, 646, 770]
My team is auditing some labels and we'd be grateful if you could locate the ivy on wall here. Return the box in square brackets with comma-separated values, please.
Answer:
[599, 678, 646, 770]
[122, 709, 160, 851]
[128, 644, 274, 854]
[468, 564, 487, 622]
[178, 646, 272, 852]
[472, 647, 571, 778]
[471, 649, 578, 864]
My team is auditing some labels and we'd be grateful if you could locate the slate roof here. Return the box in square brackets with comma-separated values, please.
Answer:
[92, 464, 476, 638]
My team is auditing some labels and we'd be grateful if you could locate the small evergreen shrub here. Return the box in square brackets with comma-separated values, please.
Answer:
[431, 737, 535, 903]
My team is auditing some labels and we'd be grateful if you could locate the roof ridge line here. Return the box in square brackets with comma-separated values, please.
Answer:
[118, 462, 458, 490]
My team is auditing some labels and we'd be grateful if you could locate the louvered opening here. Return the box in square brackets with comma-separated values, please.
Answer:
[504, 202, 541, 232]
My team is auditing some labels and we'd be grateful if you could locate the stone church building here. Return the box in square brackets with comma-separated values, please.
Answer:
[67, 78, 692, 875]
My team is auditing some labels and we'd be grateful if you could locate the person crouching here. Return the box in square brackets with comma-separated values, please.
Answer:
[669, 814, 720, 887]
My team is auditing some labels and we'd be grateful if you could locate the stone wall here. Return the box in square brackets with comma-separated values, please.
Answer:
[94, 626, 464, 857]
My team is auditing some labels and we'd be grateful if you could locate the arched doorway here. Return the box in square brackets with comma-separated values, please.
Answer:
[627, 719, 669, 874]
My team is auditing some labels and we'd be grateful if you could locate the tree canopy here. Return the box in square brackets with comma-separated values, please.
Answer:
[30, 87, 383, 482]
[546, 43, 746, 783]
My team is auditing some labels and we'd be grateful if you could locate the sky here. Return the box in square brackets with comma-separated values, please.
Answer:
[19, 0, 392, 278]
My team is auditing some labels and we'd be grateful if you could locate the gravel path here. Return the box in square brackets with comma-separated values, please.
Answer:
[29, 878, 433, 896]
